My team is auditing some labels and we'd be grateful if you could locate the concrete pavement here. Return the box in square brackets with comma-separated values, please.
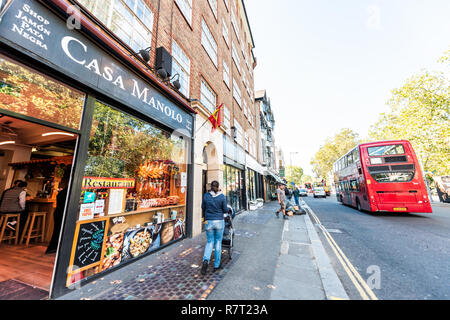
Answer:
[58, 201, 347, 300]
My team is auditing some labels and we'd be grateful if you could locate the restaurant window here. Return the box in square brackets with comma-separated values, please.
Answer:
[77, 0, 154, 53]
[68, 101, 188, 285]
[0, 55, 85, 129]
[201, 19, 218, 67]
[0, 55, 81, 294]
[171, 40, 190, 97]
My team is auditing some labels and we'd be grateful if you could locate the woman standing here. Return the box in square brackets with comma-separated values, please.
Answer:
[201, 181, 228, 275]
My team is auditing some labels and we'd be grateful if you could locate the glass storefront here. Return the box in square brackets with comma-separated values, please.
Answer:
[0, 54, 82, 293]
[247, 169, 257, 202]
[0, 0, 195, 298]
[0, 57, 84, 129]
[223, 164, 245, 214]
[67, 101, 189, 285]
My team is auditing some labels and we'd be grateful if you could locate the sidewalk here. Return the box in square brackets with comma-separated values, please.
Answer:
[58, 201, 347, 300]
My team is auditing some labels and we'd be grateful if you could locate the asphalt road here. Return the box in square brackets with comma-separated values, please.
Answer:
[303, 195, 450, 300]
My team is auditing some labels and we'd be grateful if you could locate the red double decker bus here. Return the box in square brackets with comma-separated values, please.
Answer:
[333, 140, 432, 213]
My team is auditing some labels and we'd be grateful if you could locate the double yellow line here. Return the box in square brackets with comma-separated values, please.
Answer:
[308, 208, 379, 300]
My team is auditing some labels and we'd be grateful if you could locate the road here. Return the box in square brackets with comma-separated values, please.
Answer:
[303, 195, 450, 300]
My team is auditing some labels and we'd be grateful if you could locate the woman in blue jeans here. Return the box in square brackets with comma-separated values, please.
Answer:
[201, 181, 228, 275]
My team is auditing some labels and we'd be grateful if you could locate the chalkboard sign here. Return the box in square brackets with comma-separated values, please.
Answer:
[70, 218, 108, 271]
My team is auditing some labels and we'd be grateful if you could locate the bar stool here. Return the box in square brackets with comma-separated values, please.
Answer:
[0, 213, 21, 245]
[20, 212, 47, 246]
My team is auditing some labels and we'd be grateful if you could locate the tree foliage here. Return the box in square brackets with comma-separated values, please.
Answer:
[310, 129, 360, 180]
[285, 166, 304, 185]
[369, 51, 450, 176]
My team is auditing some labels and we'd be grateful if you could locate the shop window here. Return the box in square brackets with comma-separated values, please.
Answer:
[68, 101, 188, 284]
[0, 55, 84, 129]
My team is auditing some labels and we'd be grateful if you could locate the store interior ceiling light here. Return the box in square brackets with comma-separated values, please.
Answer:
[0, 141, 15, 145]
[42, 132, 75, 137]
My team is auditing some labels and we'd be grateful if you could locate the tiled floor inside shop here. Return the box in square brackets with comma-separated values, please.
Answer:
[0, 243, 55, 291]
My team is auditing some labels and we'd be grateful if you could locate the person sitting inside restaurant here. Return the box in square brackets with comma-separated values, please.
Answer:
[0, 181, 28, 234]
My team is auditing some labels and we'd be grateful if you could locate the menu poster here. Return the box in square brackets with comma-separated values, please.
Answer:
[70, 219, 108, 272]
[79, 203, 95, 221]
[181, 172, 187, 187]
[94, 200, 105, 216]
[108, 189, 125, 215]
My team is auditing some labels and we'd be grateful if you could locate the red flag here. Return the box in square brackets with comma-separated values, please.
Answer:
[208, 104, 223, 132]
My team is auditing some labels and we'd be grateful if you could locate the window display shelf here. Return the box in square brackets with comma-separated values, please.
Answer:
[106, 204, 185, 218]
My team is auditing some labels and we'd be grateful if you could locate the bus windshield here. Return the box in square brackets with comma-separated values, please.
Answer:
[368, 145, 405, 156]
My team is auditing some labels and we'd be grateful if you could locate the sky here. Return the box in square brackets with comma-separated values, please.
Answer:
[245, 0, 450, 176]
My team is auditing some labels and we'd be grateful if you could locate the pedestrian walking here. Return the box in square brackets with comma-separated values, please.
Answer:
[293, 186, 300, 206]
[276, 183, 288, 220]
[201, 181, 228, 275]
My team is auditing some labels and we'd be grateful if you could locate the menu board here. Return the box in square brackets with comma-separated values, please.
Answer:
[70, 219, 108, 270]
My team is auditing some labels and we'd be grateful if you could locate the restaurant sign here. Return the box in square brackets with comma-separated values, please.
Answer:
[82, 177, 135, 190]
[0, 0, 193, 135]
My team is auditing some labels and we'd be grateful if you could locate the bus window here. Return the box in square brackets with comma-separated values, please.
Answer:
[353, 149, 359, 163]
[368, 144, 405, 156]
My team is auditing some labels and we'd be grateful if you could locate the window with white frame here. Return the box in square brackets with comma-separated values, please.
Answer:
[175, 0, 192, 25]
[223, 105, 231, 134]
[222, 18, 229, 47]
[243, 100, 248, 118]
[232, 42, 240, 73]
[171, 40, 190, 97]
[208, 0, 218, 19]
[78, 0, 154, 53]
[233, 78, 241, 107]
[200, 78, 216, 114]
[231, 10, 240, 41]
[244, 131, 249, 151]
[223, 59, 230, 88]
[223, 0, 229, 10]
[201, 19, 218, 67]
[234, 119, 243, 146]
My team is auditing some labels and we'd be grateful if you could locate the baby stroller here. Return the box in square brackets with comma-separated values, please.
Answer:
[222, 205, 235, 259]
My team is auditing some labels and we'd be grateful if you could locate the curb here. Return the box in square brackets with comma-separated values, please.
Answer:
[303, 205, 349, 300]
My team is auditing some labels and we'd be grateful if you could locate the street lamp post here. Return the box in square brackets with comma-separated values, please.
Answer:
[290, 152, 299, 186]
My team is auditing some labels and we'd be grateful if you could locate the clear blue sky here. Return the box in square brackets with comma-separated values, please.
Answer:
[245, 0, 450, 176]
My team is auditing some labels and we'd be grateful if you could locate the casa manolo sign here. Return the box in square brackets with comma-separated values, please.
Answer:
[0, 0, 193, 135]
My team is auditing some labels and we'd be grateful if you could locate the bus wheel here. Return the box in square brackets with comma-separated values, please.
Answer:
[356, 199, 362, 212]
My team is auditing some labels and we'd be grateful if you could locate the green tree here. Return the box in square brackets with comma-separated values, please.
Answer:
[369, 50, 450, 176]
[311, 129, 360, 180]
[285, 166, 304, 185]
[301, 174, 313, 185]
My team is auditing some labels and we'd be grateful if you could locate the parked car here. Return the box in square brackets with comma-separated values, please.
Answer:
[435, 176, 450, 203]
[313, 187, 326, 198]
[299, 188, 308, 197]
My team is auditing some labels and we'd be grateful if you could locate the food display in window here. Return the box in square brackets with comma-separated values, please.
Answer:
[102, 233, 124, 271]
[160, 221, 175, 245]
